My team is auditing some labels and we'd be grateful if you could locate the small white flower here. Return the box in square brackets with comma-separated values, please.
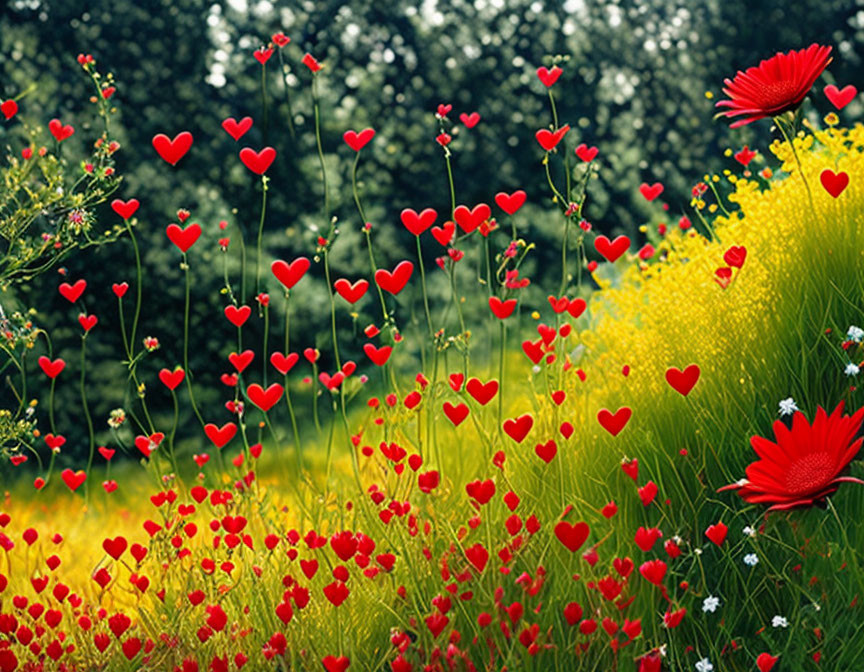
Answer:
[743, 526, 756, 537]
[778, 397, 798, 416]
[813, 602, 821, 612]
[744, 553, 759, 566]
[694, 548, 703, 556]
[845, 362, 860, 377]
[695, 658, 714, 672]
[702, 596, 720, 613]
[847, 325, 864, 342]
[772, 615, 788, 628]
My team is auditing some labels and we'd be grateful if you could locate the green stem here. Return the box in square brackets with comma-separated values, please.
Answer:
[182, 255, 206, 428]
[282, 296, 303, 475]
[415, 236, 435, 342]
[312, 74, 329, 225]
[774, 116, 816, 216]
[276, 49, 297, 141]
[260, 63, 269, 143]
[81, 335, 95, 501]
[255, 176, 269, 296]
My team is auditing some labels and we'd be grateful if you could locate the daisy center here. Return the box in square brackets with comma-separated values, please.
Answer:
[784, 452, 834, 494]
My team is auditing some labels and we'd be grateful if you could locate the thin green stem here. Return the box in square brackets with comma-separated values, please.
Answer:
[255, 176, 269, 296]
[81, 335, 95, 501]
[182, 255, 206, 429]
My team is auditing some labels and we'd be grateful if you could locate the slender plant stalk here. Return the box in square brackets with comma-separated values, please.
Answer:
[182, 254, 206, 428]
[80, 334, 95, 501]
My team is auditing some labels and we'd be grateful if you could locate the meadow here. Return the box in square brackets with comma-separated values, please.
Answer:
[1, 31, 864, 672]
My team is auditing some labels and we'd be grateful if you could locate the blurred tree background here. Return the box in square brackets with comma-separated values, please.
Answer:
[2, 0, 863, 467]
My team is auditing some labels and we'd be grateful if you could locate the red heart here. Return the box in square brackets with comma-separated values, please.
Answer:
[1, 100, 18, 120]
[459, 112, 481, 128]
[594, 235, 630, 263]
[343, 128, 375, 151]
[442, 401, 469, 426]
[166, 223, 201, 253]
[431, 221, 456, 246]
[102, 536, 127, 560]
[820, 168, 849, 198]
[58, 279, 86, 303]
[574, 144, 598, 162]
[705, 521, 728, 546]
[567, 298, 587, 319]
[554, 520, 589, 552]
[158, 368, 185, 391]
[495, 190, 526, 215]
[536, 66, 562, 87]
[44, 434, 65, 451]
[322, 656, 350, 672]
[270, 352, 299, 375]
[272, 257, 311, 289]
[756, 654, 778, 672]
[489, 296, 517, 320]
[639, 182, 664, 201]
[49, 118, 75, 142]
[222, 116, 253, 141]
[228, 350, 254, 373]
[152, 131, 193, 165]
[503, 413, 533, 443]
[204, 423, 237, 449]
[224, 304, 251, 327]
[535, 125, 569, 151]
[665, 364, 700, 396]
[61, 469, 86, 492]
[400, 208, 437, 236]
[111, 198, 139, 220]
[466, 378, 498, 405]
[334, 278, 368, 304]
[824, 83, 857, 110]
[723, 245, 747, 268]
[254, 47, 273, 64]
[613, 557, 634, 578]
[374, 261, 414, 295]
[597, 407, 631, 436]
[134, 433, 164, 458]
[448, 373, 464, 391]
[246, 383, 284, 412]
[535, 439, 557, 463]
[112, 282, 129, 298]
[78, 314, 98, 332]
[453, 203, 491, 233]
[521, 338, 545, 364]
[363, 343, 392, 366]
[38, 356, 65, 378]
[98, 446, 115, 461]
[239, 146, 276, 175]
[548, 295, 569, 313]
[464, 543, 489, 572]
[465, 478, 496, 504]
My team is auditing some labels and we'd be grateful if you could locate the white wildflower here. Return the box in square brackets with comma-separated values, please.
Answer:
[771, 615, 788, 628]
[778, 397, 798, 416]
[744, 553, 759, 566]
[695, 658, 714, 672]
[847, 325, 864, 342]
[702, 596, 720, 613]
[845, 362, 860, 377]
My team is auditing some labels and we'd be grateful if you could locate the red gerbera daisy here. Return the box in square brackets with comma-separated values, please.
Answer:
[716, 43, 832, 128]
[720, 402, 864, 510]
